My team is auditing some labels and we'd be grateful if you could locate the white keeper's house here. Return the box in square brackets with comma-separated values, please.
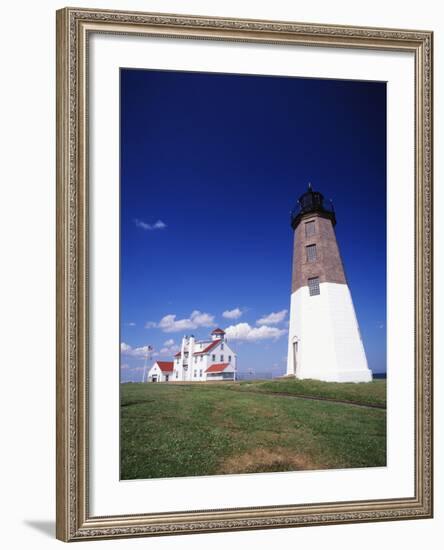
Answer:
[147, 328, 237, 382]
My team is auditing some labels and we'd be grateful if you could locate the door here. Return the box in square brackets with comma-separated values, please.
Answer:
[292, 341, 298, 375]
[152, 375, 158, 383]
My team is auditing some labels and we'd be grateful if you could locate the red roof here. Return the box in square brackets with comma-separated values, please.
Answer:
[206, 363, 230, 373]
[194, 339, 221, 355]
[156, 361, 174, 372]
[211, 328, 225, 335]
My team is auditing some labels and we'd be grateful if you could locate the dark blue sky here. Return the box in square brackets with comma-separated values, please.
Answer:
[120, 68, 386, 381]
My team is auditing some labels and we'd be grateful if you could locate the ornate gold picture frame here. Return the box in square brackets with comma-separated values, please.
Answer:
[56, 7, 433, 542]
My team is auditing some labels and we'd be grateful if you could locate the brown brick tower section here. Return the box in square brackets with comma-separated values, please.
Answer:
[290, 185, 347, 293]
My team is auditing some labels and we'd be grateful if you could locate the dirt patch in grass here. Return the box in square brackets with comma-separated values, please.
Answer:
[217, 418, 241, 430]
[216, 447, 325, 474]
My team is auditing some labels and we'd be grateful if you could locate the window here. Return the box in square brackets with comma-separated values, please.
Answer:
[306, 244, 317, 262]
[212, 354, 215, 361]
[308, 276, 320, 296]
[199, 369, 202, 377]
[175, 371, 178, 379]
[221, 343, 224, 350]
[228, 355, 232, 362]
[305, 220, 315, 237]
[193, 369, 197, 377]
[220, 355, 224, 362]
[200, 356, 203, 362]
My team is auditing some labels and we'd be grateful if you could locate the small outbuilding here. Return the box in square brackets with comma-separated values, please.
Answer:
[147, 361, 174, 382]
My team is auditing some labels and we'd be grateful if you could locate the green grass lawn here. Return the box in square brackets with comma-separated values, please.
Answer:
[228, 378, 387, 407]
[120, 380, 386, 480]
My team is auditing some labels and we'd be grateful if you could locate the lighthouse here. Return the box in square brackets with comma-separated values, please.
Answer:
[286, 184, 372, 383]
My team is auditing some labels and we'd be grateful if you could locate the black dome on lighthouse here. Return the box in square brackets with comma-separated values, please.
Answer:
[291, 183, 336, 229]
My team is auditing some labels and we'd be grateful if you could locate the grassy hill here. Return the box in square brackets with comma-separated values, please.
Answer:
[121, 379, 386, 480]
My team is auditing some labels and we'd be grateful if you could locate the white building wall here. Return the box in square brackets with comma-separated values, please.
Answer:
[147, 364, 158, 382]
[147, 364, 172, 382]
[188, 336, 196, 380]
[172, 356, 181, 381]
[286, 282, 372, 382]
[201, 354, 210, 380]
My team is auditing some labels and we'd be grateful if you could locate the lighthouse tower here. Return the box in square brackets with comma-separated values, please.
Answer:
[286, 184, 372, 382]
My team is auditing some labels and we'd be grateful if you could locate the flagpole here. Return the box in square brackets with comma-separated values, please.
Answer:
[142, 347, 148, 383]
[142, 345, 153, 383]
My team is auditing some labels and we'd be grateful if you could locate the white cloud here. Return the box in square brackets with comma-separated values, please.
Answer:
[189, 311, 215, 327]
[159, 346, 180, 356]
[158, 315, 194, 332]
[256, 309, 287, 326]
[224, 322, 287, 342]
[134, 219, 167, 231]
[121, 340, 179, 360]
[222, 308, 243, 320]
[120, 342, 152, 358]
[159, 339, 180, 356]
[120, 342, 132, 353]
[146, 310, 215, 333]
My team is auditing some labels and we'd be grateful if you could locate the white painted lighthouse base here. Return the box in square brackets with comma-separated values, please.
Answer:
[286, 282, 373, 383]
